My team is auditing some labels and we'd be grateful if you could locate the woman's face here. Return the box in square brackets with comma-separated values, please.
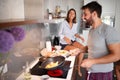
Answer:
[69, 10, 75, 20]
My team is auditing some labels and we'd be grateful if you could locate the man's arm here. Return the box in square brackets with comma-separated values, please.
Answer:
[81, 43, 120, 68]
[94, 43, 120, 64]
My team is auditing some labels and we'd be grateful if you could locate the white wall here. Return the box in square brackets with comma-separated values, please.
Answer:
[44, 0, 83, 21]
[84, 0, 120, 33]
[0, 0, 24, 20]
[98, 0, 116, 16]
[84, 0, 116, 16]
[115, 0, 120, 33]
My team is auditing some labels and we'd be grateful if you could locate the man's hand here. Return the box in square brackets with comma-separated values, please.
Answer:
[81, 58, 95, 69]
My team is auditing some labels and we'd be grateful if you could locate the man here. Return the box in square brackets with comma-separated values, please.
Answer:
[80, 1, 120, 80]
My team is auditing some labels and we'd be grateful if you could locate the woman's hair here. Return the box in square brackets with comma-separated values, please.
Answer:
[66, 8, 76, 23]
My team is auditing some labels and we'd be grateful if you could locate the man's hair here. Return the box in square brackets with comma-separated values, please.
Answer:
[66, 8, 76, 23]
[81, 1, 102, 18]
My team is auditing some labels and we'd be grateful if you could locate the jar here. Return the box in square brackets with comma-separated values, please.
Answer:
[48, 13, 52, 20]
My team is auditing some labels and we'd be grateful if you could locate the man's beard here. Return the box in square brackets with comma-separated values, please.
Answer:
[86, 17, 93, 26]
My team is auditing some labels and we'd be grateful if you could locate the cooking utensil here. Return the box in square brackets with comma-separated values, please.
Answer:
[40, 56, 65, 70]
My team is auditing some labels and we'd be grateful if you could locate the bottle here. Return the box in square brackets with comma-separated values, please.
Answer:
[53, 36, 60, 46]
[23, 62, 31, 80]
[55, 6, 61, 17]
[48, 13, 52, 20]
[24, 71, 31, 80]
[46, 41, 52, 52]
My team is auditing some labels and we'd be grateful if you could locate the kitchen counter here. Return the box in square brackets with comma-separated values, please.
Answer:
[16, 56, 76, 80]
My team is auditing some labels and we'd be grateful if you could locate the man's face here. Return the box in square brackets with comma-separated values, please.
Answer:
[82, 8, 93, 26]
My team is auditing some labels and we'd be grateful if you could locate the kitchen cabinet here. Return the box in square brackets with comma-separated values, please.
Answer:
[114, 0, 120, 32]
[0, 0, 44, 28]
[0, 0, 44, 20]
[0, 0, 24, 20]
[0, 0, 65, 28]
[24, 0, 44, 19]
[0, 0, 64, 28]
[0, 0, 82, 28]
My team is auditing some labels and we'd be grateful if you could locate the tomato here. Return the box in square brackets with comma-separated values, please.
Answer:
[47, 69, 63, 77]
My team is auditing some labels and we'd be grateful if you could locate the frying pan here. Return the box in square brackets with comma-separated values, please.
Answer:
[40, 56, 65, 70]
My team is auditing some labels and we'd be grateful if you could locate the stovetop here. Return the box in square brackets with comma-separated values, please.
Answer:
[30, 60, 71, 79]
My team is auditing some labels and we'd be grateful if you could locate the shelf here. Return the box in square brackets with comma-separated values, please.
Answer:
[0, 19, 39, 28]
[43, 18, 64, 24]
[0, 18, 65, 28]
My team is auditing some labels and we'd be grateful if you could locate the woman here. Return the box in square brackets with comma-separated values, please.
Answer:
[59, 8, 84, 50]
[59, 8, 85, 77]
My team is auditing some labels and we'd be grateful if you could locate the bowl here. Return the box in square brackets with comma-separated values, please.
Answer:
[55, 46, 61, 50]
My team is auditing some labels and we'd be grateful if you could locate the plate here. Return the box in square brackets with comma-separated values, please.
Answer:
[57, 50, 69, 57]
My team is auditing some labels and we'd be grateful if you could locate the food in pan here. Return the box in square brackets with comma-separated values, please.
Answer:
[45, 61, 58, 68]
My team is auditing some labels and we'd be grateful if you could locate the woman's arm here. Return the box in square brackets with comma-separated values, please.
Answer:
[75, 33, 85, 42]
[63, 36, 72, 44]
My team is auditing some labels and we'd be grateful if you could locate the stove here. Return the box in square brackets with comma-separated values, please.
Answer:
[30, 60, 71, 79]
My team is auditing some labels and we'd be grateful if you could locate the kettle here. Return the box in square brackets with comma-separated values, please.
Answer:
[53, 36, 60, 46]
